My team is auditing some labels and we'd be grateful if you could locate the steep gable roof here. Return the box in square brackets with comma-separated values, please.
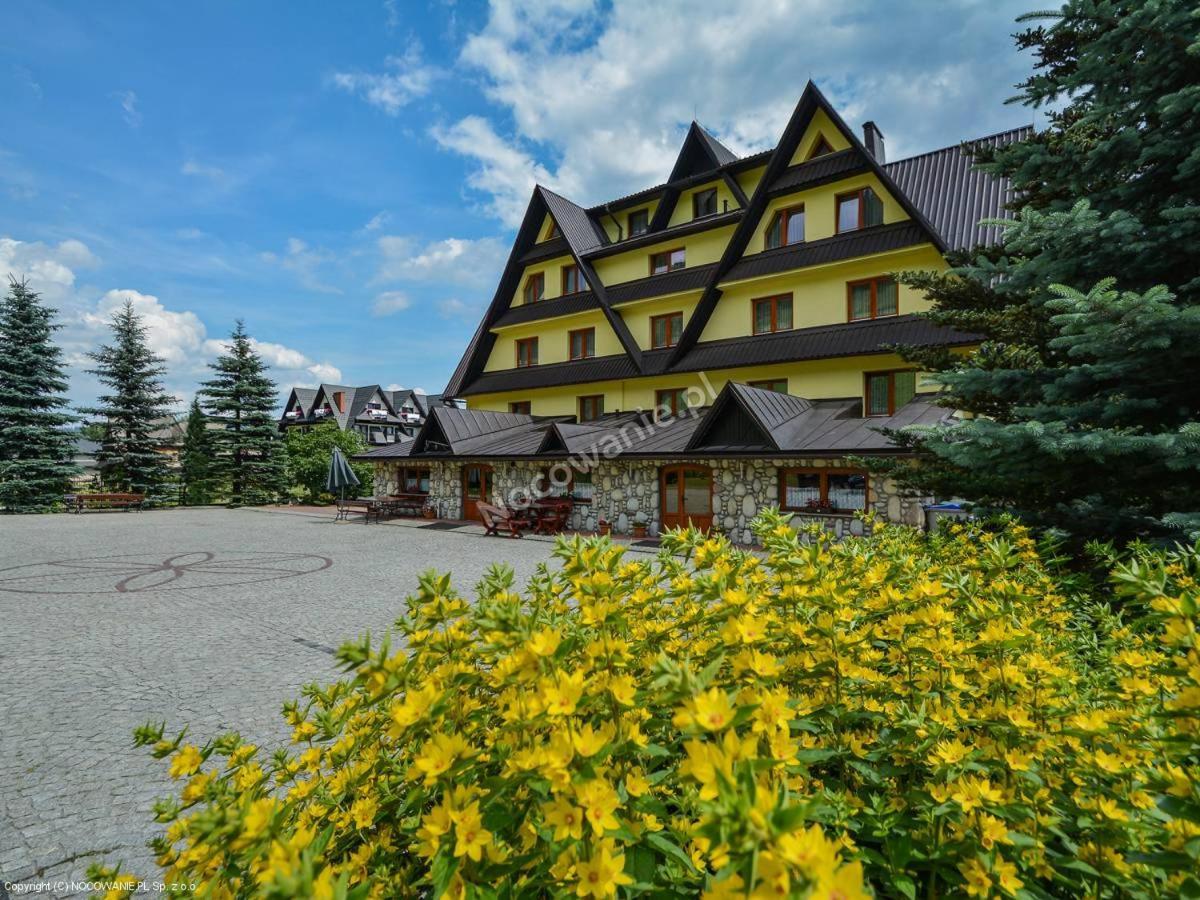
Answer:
[410, 405, 536, 455]
[687, 382, 813, 451]
[669, 121, 739, 181]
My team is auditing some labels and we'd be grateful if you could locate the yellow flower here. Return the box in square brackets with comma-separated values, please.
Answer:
[812, 860, 870, 900]
[572, 722, 614, 758]
[959, 858, 992, 898]
[573, 842, 632, 898]
[527, 627, 563, 657]
[576, 779, 621, 835]
[543, 671, 586, 717]
[951, 777, 1004, 813]
[624, 771, 650, 798]
[169, 744, 203, 779]
[930, 738, 970, 766]
[451, 803, 492, 862]
[674, 688, 736, 732]
[543, 795, 585, 842]
[350, 796, 377, 829]
[607, 674, 637, 706]
[241, 797, 277, 842]
[993, 856, 1024, 895]
[412, 732, 471, 784]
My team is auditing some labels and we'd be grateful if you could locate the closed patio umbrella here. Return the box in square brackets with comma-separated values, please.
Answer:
[326, 446, 361, 500]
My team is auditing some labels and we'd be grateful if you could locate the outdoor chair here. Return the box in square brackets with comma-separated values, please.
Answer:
[477, 502, 527, 538]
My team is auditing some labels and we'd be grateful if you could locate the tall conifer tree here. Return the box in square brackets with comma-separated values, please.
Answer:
[199, 321, 286, 506]
[0, 277, 79, 511]
[79, 301, 175, 499]
[885, 0, 1200, 543]
[180, 397, 216, 505]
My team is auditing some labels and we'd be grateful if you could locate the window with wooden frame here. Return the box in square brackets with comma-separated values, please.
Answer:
[864, 369, 917, 416]
[806, 135, 835, 160]
[515, 337, 538, 368]
[649, 247, 686, 275]
[568, 327, 595, 360]
[779, 467, 868, 513]
[628, 209, 649, 237]
[650, 311, 684, 349]
[561, 263, 585, 295]
[752, 294, 793, 335]
[509, 400, 532, 414]
[523, 272, 545, 304]
[536, 467, 593, 503]
[836, 187, 884, 233]
[578, 394, 604, 421]
[847, 276, 898, 321]
[764, 204, 805, 250]
[655, 388, 688, 418]
[692, 187, 717, 219]
[397, 466, 431, 494]
[749, 378, 788, 393]
[545, 220, 561, 240]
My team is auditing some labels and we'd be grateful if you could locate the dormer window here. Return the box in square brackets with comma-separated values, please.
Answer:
[523, 272, 545, 304]
[807, 135, 835, 160]
[561, 264, 586, 294]
[865, 370, 916, 416]
[650, 248, 685, 275]
[765, 205, 804, 249]
[628, 209, 649, 237]
[692, 188, 717, 219]
[836, 187, 884, 233]
[546, 220, 561, 240]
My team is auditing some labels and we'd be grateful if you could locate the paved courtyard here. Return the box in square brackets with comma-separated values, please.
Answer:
[0, 507, 581, 897]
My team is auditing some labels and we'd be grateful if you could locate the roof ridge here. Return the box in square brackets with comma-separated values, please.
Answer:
[885, 125, 1034, 167]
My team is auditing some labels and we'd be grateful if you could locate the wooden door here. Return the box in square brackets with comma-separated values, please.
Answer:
[660, 465, 713, 531]
[461, 464, 493, 521]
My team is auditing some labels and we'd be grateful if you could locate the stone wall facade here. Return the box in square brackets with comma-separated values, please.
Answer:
[372, 456, 927, 543]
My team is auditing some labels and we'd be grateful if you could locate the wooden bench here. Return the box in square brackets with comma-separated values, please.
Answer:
[383, 493, 429, 517]
[65, 492, 145, 513]
[335, 497, 384, 523]
[477, 502, 529, 538]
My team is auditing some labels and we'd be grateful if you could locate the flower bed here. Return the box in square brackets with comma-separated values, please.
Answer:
[95, 510, 1200, 898]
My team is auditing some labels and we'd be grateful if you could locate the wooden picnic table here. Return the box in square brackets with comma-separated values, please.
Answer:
[384, 493, 429, 517]
[335, 497, 386, 523]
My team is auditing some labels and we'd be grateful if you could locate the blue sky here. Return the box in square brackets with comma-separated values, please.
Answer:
[0, 0, 1038, 409]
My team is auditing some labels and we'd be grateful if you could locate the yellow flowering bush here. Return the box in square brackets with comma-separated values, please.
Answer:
[94, 511, 1200, 898]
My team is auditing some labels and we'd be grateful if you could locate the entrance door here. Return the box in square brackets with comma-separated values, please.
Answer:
[660, 465, 713, 531]
[462, 465, 493, 521]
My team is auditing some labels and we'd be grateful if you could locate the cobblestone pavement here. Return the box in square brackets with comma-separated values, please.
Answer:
[0, 507, 581, 897]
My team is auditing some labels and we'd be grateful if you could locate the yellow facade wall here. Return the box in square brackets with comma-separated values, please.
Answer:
[618, 292, 703, 350]
[736, 165, 767, 199]
[597, 202, 658, 242]
[744, 172, 909, 254]
[591, 225, 735, 285]
[468, 352, 927, 417]
[704, 244, 946, 340]
[485, 309, 624, 372]
[507, 253, 577, 309]
[666, 179, 739, 228]
[788, 109, 852, 165]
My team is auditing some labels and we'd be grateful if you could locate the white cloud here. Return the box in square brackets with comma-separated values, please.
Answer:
[202, 337, 344, 387]
[306, 361, 344, 383]
[181, 159, 226, 183]
[113, 90, 141, 128]
[372, 290, 411, 316]
[260, 237, 341, 294]
[0, 236, 97, 295]
[439, 0, 1033, 222]
[363, 211, 390, 232]
[330, 42, 438, 115]
[376, 234, 508, 287]
[384, 382, 406, 392]
[84, 289, 206, 365]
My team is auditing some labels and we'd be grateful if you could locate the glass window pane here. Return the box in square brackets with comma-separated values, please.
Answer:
[894, 371, 916, 408]
[653, 318, 667, 347]
[784, 472, 821, 509]
[776, 298, 792, 330]
[838, 196, 860, 232]
[785, 209, 804, 244]
[766, 214, 782, 249]
[867, 374, 890, 415]
[683, 470, 711, 515]
[670, 313, 682, 338]
[827, 473, 867, 511]
[851, 284, 873, 320]
[663, 470, 679, 513]
[876, 279, 897, 316]
[466, 468, 481, 497]
[754, 302, 771, 334]
[864, 188, 884, 227]
[573, 472, 593, 501]
[419, 471, 430, 493]
[671, 249, 685, 269]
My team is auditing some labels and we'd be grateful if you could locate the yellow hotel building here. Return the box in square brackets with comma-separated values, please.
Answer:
[364, 83, 1026, 541]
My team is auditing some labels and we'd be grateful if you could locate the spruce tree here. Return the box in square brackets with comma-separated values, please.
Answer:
[0, 277, 79, 511]
[180, 397, 216, 505]
[885, 0, 1200, 544]
[79, 300, 175, 500]
[199, 321, 286, 506]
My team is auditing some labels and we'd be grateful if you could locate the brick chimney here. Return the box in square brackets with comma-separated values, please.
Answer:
[862, 121, 885, 163]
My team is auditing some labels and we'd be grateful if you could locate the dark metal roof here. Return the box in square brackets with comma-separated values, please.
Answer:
[768, 149, 868, 197]
[721, 221, 928, 284]
[607, 263, 718, 306]
[356, 438, 414, 460]
[459, 353, 644, 396]
[669, 122, 741, 182]
[492, 291, 600, 329]
[885, 127, 1031, 249]
[539, 186, 609, 253]
[519, 236, 573, 264]
[582, 210, 741, 261]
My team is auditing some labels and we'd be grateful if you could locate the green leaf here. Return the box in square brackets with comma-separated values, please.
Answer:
[430, 852, 459, 899]
[644, 832, 697, 873]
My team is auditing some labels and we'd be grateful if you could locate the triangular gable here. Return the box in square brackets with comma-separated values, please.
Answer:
[669, 122, 738, 182]
[537, 213, 562, 243]
[687, 382, 813, 451]
[667, 81, 948, 366]
[789, 109, 851, 166]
